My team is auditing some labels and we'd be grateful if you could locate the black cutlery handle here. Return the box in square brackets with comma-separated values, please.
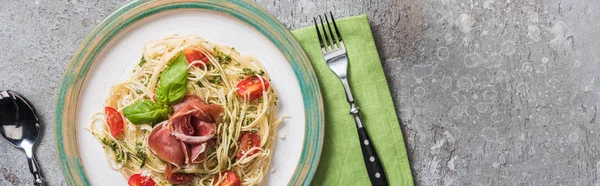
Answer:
[350, 104, 389, 186]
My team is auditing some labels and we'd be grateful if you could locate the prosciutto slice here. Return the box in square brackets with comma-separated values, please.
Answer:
[172, 95, 224, 123]
[147, 123, 185, 167]
[146, 95, 223, 178]
[188, 118, 216, 164]
[167, 95, 223, 144]
[163, 164, 178, 180]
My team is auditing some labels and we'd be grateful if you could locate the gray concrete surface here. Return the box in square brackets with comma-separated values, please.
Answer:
[1, 0, 599, 185]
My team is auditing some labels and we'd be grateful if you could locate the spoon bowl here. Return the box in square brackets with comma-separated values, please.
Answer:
[0, 90, 45, 186]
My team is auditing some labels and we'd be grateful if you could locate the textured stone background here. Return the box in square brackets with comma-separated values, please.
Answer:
[1, 0, 600, 185]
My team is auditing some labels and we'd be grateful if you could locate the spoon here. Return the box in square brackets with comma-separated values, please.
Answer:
[0, 90, 45, 186]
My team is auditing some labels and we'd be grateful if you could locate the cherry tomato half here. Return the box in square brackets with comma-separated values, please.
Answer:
[128, 174, 156, 186]
[104, 106, 124, 137]
[183, 46, 210, 66]
[236, 132, 260, 159]
[236, 76, 269, 100]
[212, 170, 240, 186]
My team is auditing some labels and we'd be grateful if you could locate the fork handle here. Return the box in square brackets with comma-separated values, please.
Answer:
[350, 103, 389, 186]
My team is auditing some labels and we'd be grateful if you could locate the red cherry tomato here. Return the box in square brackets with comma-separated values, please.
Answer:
[236, 76, 269, 100]
[212, 171, 240, 186]
[236, 132, 261, 159]
[183, 47, 210, 66]
[168, 173, 195, 184]
[104, 106, 124, 137]
[128, 174, 156, 186]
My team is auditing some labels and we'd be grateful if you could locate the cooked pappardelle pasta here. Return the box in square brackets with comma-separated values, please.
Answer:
[88, 35, 282, 186]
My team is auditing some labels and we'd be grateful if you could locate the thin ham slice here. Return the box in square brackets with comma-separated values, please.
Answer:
[185, 143, 206, 165]
[188, 118, 216, 164]
[147, 123, 185, 167]
[163, 164, 180, 180]
[147, 95, 223, 178]
[167, 95, 223, 144]
[172, 95, 224, 123]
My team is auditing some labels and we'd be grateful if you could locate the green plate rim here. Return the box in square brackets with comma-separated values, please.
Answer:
[54, 0, 324, 185]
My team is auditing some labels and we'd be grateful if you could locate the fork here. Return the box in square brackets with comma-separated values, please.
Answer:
[314, 13, 389, 186]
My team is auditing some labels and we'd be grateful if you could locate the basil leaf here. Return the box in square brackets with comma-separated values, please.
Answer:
[123, 100, 170, 124]
[155, 53, 188, 105]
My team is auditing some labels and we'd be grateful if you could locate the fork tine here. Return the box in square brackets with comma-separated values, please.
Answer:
[313, 17, 325, 50]
[324, 13, 338, 48]
[319, 15, 332, 51]
[329, 12, 343, 43]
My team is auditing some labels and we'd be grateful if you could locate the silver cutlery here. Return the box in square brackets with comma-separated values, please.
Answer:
[0, 90, 45, 186]
[313, 13, 389, 186]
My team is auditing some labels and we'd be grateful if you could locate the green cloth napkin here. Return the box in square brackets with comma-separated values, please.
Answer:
[292, 15, 414, 185]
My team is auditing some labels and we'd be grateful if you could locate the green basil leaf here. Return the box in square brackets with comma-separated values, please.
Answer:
[123, 100, 171, 125]
[155, 52, 188, 105]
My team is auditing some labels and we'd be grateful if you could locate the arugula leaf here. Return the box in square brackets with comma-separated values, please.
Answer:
[155, 53, 188, 105]
[123, 100, 171, 124]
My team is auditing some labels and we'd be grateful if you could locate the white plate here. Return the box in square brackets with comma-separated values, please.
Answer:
[56, 1, 323, 186]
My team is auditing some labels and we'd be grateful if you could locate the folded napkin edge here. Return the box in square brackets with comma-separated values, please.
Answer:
[293, 14, 369, 33]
